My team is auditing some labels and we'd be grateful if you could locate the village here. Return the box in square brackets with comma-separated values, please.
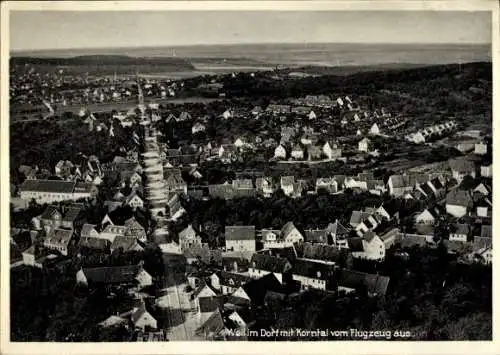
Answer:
[9, 63, 493, 341]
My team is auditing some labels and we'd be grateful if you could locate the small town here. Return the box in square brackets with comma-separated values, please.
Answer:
[7, 8, 493, 344]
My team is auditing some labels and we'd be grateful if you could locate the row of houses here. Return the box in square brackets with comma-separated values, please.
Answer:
[405, 120, 457, 144]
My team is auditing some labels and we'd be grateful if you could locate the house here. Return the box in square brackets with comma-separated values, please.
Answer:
[210, 271, 251, 295]
[164, 169, 187, 194]
[280, 222, 304, 244]
[195, 310, 228, 340]
[228, 309, 256, 330]
[376, 200, 401, 221]
[280, 176, 295, 196]
[167, 193, 186, 220]
[131, 301, 158, 330]
[449, 224, 470, 243]
[111, 235, 144, 253]
[99, 224, 127, 243]
[232, 179, 254, 191]
[251, 106, 263, 116]
[43, 228, 74, 256]
[55, 160, 74, 178]
[308, 110, 317, 120]
[322, 141, 342, 160]
[325, 220, 350, 248]
[307, 145, 323, 161]
[337, 270, 390, 297]
[291, 144, 304, 160]
[449, 159, 476, 183]
[475, 197, 492, 218]
[387, 173, 430, 197]
[427, 177, 446, 198]
[349, 210, 373, 228]
[315, 178, 338, 194]
[445, 189, 473, 218]
[291, 258, 336, 291]
[76, 263, 153, 289]
[225, 226, 256, 253]
[481, 164, 492, 178]
[230, 273, 284, 306]
[19, 180, 98, 204]
[369, 123, 380, 135]
[178, 224, 202, 252]
[221, 109, 233, 120]
[249, 254, 292, 284]
[355, 228, 399, 260]
[274, 144, 287, 159]
[474, 141, 488, 155]
[124, 190, 144, 209]
[355, 213, 383, 236]
[473, 182, 491, 197]
[357, 137, 372, 152]
[255, 177, 275, 197]
[415, 205, 445, 225]
[124, 217, 147, 242]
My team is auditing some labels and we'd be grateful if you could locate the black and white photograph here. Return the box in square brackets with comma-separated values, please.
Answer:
[1, 0, 498, 353]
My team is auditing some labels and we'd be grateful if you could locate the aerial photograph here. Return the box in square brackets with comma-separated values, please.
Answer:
[7, 8, 492, 342]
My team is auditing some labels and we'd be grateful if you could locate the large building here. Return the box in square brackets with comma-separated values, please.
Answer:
[19, 180, 97, 204]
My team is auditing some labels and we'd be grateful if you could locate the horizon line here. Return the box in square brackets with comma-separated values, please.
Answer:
[11, 41, 492, 54]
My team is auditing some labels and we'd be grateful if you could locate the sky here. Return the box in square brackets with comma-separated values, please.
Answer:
[10, 11, 492, 51]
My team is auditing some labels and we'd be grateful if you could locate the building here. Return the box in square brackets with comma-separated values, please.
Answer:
[76, 263, 153, 289]
[415, 205, 445, 225]
[291, 258, 336, 291]
[358, 138, 372, 152]
[255, 177, 275, 197]
[322, 141, 342, 160]
[274, 144, 287, 159]
[280, 176, 295, 196]
[164, 168, 187, 195]
[445, 189, 473, 218]
[19, 180, 97, 204]
[291, 144, 304, 160]
[249, 253, 292, 284]
[225, 226, 256, 253]
[178, 224, 202, 252]
[449, 224, 470, 243]
[43, 228, 74, 256]
[481, 164, 492, 178]
[449, 159, 476, 184]
[474, 141, 488, 155]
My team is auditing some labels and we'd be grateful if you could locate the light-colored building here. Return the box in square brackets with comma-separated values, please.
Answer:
[19, 180, 97, 204]
[225, 226, 256, 253]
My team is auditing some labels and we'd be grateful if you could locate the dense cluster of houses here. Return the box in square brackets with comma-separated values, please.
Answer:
[405, 120, 458, 144]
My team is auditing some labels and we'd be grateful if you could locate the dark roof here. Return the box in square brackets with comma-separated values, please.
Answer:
[446, 190, 473, 207]
[78, 236, 110, 250]
[430, 177, 444, 190]
[62, 207, 82, 222]
[225, 226, 256, 241]
[397, 234, 429, 248]
[379, 199, 401, 218]
[348, 237, 364, 252]
[20, 179, 76, 193]
[45, 228, 73, 247]
[221, 256, 250, 271]
[40, 205, 61, 220]
[80, 264, 143, 284]
[453, 223, 470, 236]
[338, 270, 390, 296]
[266, 246, 297, 262]
[349, 211, 372, 226]
[250, 253, 290, 273]
[326, 221, 350, 235]
[304, 229, 326, 243]
[199, 297, 224, 314]
[216, 271, 251, 288]
[240, 273, 283, 304]
[299, 242, 348, 263]
[292, 258, 336, 279]
[195, 310, 225, 336]
[111, 235, 141, 252]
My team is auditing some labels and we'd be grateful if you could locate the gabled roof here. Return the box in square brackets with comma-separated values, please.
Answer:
[216, 271, 251, 289]
[429, 177, 444, 190]
[179, 224, 198, 239]
[348, 237, 364, 252]
[80, 264, 144, 284]
[280, 176, 295, 186]
[449, 158, 476, 173]
[195, 310, 225, 336]
[111, 235, 142, 252]
[304, 229, 326, 243]
[79, 236, 110, 250]
[379, 200, 401, 218]
[280, 221, 299, 238]
[300, 242, 348, 263]
[338, 270, 390, 296]
[446, 189, 473, 207]
[349, 211, 372, 226]
[232, 179, 253, 190]
[45, 228, 73, 247]
[250, 253, 290, 273]
[40, 205, 61, 220]
[292, 258, 336, 279]
[240, 273, 283, 304]
[225, 226, 256, 241]
[453, 223, 470, 236]
[62, 207, 82, 222]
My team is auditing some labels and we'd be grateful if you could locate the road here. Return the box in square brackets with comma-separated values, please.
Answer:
[155, 257, 203, 341]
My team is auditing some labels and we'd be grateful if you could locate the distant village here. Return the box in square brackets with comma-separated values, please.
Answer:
[10, 65, 493, 341]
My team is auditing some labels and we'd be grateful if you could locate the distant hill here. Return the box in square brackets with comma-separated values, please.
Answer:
[10, 55, 196, 75]
[11, 55, 195, 67]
